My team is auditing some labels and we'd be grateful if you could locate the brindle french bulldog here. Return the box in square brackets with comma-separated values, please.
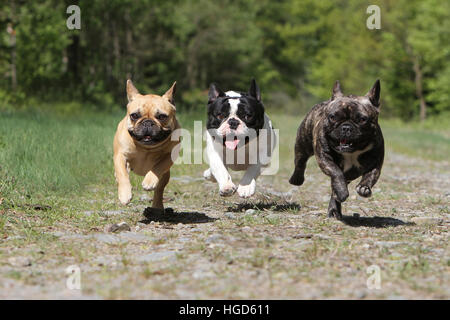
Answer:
[289, 80, 384, 219]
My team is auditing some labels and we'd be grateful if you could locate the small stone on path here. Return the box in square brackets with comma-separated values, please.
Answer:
[293, 233, 313, 239]
[106, 222, 131, 233]
[224, 212, 236, 219]
[138, 251, 177, 263]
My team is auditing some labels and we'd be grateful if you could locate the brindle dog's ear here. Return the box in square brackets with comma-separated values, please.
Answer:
[249, 79, 261, 102]
[366, 79, 381, 108]
[331, 80, 343, 100]
[208, 83, 225, 103]
[127, 79, 140, 102]
[163, 81, 177, 107]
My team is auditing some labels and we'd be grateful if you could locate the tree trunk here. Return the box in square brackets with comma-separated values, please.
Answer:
[406, 44, 427, 122]
[412, 56, 427, 121]
[10, 32, 17, 91]
[8, 0, 17, 91]
[125, 9, 134, 80]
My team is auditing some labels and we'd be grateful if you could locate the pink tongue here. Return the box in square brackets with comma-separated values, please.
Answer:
[225, 139, 240, 150]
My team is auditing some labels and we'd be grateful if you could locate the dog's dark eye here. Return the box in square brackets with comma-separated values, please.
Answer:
[244, 114, 252, 121]
[130, 112, 140, 121]
[217, 114, 225, 120]
[329, 114, 336, 122]
[157, 114, 168, 121]
[359, 116, 368, 123]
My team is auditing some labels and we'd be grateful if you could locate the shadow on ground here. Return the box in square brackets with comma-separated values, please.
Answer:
[341, 215, 415, 228]
[140, 207, 216, 224]
[227, 201, 301, 212]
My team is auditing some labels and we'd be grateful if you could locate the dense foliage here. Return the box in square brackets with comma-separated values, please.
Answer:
[0, 0, 448, 119]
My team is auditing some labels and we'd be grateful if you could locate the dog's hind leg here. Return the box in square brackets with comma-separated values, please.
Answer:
[152, 171, 170, 210]
[289, 137, 312, 186]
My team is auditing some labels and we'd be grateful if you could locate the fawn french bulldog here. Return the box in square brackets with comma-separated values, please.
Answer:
[113, 80, 180, 210]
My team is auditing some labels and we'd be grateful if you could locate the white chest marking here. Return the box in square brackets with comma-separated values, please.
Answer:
[340, 144, 373, 172]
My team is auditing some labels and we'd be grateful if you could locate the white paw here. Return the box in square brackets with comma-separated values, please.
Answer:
[237, 180, 256, 198]
[219, 181, 236, 197]
[142, 173, 159, 191]
[203, 168, 216, 182]
[118, 186, 132, 205]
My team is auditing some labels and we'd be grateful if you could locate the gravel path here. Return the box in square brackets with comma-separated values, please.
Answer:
[0, 152, 448, 299]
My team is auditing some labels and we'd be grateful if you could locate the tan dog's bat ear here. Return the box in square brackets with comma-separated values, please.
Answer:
[126, 79, 140, 102]
[163, 81, 176, 107]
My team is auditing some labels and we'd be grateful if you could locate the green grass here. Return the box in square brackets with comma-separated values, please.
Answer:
[0, 111, 114, 205]
[380, 118, 450, 161]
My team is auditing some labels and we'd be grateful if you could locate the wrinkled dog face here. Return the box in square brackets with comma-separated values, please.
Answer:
[324, 80, 381, 153]
[207, 79, 265, 150]
[126, 80, 177, 146]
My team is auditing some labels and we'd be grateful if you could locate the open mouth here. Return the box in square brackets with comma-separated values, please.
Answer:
[221, 135, 252, 150]
[223, 136, 240, 150]
[339, 138, 352, 147]
[140, 135, 160, 145]
[338, 138, 353, 151]
[138, 130, 171, 145]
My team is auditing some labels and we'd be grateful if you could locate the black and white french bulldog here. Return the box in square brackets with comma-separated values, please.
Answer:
[204, 79, 277, 198]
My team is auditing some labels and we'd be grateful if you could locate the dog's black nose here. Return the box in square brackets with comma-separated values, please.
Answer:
[228, 118, 240, 130]
[142, 119, 155, 127]
[341, 124, 352, 137]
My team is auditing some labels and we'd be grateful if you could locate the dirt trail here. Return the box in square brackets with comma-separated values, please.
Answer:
[0, 152, 449, 299]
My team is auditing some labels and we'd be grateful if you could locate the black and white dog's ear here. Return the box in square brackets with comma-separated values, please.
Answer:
[366, 79, 381, 107]
[331, 80, 343, 100]
[208, 83, 225, 103]
[249, 79, 261, 101]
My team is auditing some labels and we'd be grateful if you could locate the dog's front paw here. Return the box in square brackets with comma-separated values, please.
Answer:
[237, 180, 256, 198]
[332, 183, 349, 203]
[219, 181, 236, 197]
[334, 188, 349, 202]
[356, 184, 372, 197]
[118, 185, 132, 205]
[328, 207, 343, 220]
[142, 172, 159, 191]
[289, 171, 305, 186]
